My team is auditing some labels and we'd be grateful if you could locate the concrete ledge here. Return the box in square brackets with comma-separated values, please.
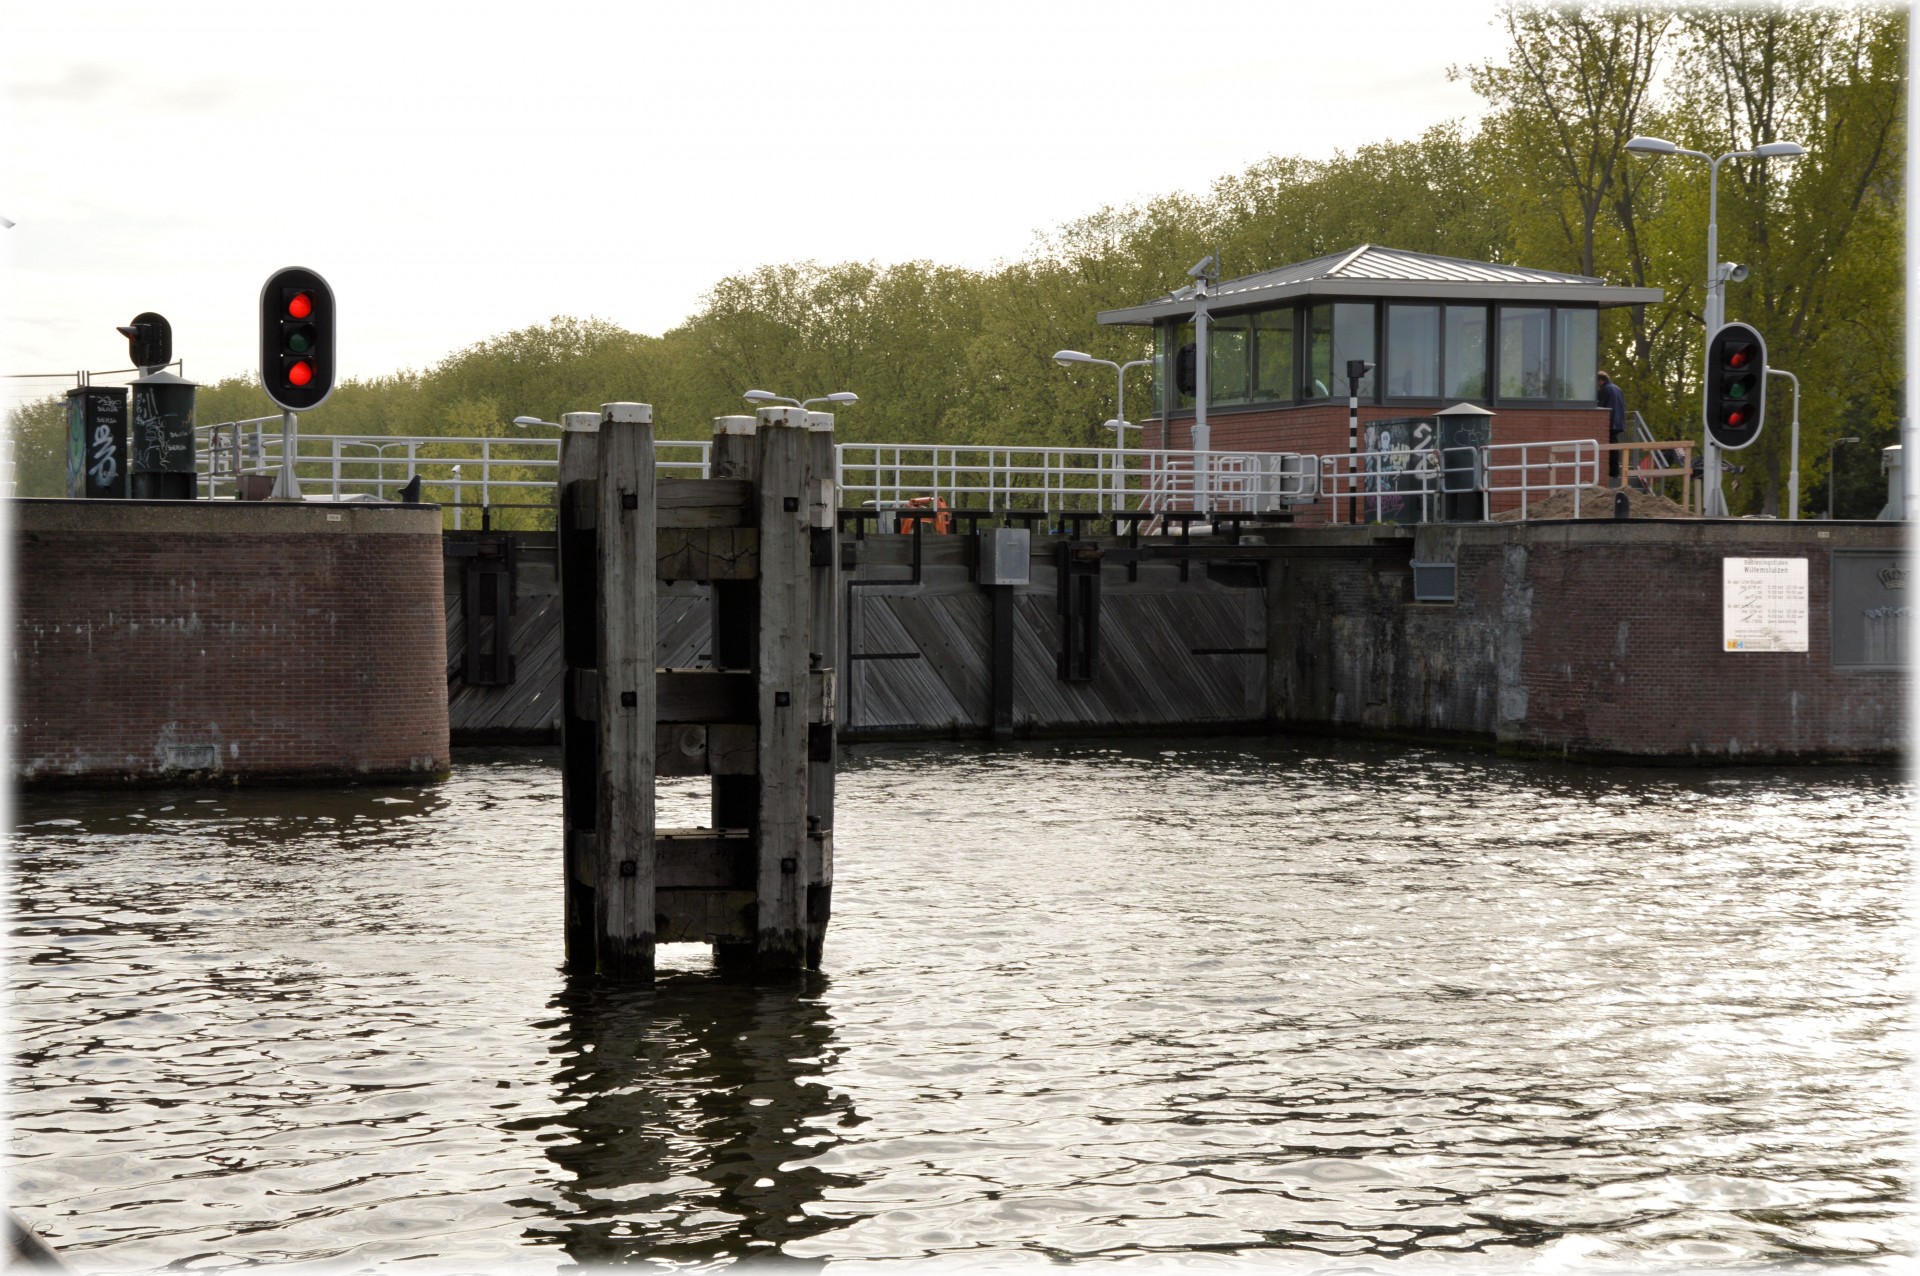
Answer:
[11, 497, 442, 537]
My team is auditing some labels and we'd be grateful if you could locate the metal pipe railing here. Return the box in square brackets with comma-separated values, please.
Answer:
[193, 425, 1606, 527]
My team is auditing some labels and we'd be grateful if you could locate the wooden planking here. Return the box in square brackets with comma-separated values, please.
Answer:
[848, 594, 977, 732]
[653, 723, 758, 777]
[656, 889, 756, 944]
[657, 478, 751, 527]
[658, 669, 755, 723]
[655, 828, 755, 889]
[657, 587, 713, 668]
[657, 526, 757, 582]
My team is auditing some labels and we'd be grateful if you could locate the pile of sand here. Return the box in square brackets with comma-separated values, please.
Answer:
[1492, 484, 1695, 521]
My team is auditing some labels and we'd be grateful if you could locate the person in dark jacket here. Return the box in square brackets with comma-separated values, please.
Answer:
[1597, 371, 1627, 484]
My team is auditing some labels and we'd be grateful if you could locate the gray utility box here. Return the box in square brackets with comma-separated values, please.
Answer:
[978, 527, 1031, 585]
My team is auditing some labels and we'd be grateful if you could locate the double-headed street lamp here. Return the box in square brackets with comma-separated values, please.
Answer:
[743, 389, 859, 410]
[1625, 134, 1805, 517]
[1053, 349, 1150, 442]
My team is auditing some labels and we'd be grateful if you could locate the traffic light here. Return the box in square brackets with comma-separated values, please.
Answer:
[260, 267, 335, 411]
[1704, 321, 1766, 450]
[115, 311, 172, 370]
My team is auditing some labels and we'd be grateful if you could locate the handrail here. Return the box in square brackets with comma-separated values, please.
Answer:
[193, 425, 1614, 527]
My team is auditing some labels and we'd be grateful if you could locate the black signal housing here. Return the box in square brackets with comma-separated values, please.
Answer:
[1704, 321, 1766, 450]
[260, 267, 335, 411]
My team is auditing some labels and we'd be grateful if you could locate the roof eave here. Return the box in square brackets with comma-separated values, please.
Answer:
[1099, 281, 1665, 326]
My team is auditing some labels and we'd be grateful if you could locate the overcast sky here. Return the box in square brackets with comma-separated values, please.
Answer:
[1, 0, 1505, 404]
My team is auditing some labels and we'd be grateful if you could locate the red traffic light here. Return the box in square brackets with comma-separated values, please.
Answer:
[261, 268, 334, 410]
[1727, 348, 1751, 369]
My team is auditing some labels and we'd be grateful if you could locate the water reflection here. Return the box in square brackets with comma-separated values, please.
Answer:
[530, 972, 858, 1267]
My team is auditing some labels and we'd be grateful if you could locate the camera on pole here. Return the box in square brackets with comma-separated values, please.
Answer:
[1705, 322, 1766, 451]
[260, 267, 335, 411]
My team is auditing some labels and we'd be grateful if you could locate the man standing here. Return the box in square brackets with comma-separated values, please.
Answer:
[1597, 371, 1627, 485]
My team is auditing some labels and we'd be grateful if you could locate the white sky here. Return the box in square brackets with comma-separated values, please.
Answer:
[1, 0, 1503, 401]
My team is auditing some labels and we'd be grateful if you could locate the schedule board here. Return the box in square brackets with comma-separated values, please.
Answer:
[1723, 557, 1808, 652]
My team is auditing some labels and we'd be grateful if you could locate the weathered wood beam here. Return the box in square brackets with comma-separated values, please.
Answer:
[593, 401, 657, 980]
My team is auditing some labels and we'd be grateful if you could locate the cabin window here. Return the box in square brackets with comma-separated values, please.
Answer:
[1252, 309, 1295, 403]
[1443, 305, 1489, 400]
[1498, 306, 1553, 399]
[1208, 313, 1252, 407]
[1385, 304, 1440, 399]
[1554, 307, 1598, 402]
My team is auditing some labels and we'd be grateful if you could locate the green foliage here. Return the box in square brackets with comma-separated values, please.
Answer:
[6, 3, 1903, 522]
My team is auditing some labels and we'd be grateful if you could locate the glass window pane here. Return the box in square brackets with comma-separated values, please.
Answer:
[1208, 313, 1251, 407]
[1163, 322, 1195, 410]
[1306, 305, 1334, 398]
[1498, 307, 1552, 399]
[1333, 303, 1376, 398]
[1554, 308, 1597, 402]
[1386, 305, 1439, 398]
[1443, 306, 1488, 400]
[1253, 308, 1294, 403]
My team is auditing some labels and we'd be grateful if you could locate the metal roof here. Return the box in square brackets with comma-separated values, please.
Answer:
[1097, 244, 1663, 326]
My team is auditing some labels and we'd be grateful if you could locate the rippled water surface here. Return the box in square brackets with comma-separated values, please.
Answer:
[9, 740, 1914, 1272]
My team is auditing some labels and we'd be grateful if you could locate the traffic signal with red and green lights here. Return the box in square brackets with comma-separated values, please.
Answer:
[1704, 322, 1765, 450]
[260, 267, 335, 411]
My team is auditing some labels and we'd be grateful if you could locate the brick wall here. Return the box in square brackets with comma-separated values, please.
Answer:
[1266, 519, 1907, 763]
[11, 500, 451, 785]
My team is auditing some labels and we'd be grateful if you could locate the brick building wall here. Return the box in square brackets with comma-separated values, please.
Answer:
[1267, 519, 1907, 762]
[1146, 404, 1613, 524]
[11, 500, 450, 785]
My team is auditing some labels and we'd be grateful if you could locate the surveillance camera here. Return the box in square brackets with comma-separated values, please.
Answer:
[1187, 255, 1215, 279]
[1720, 261, 1749, 283]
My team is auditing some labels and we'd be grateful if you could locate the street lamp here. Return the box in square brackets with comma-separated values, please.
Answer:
[1053, 349, 1151, 435]
[1764, 367, 1803, 519]
[1828, 436, 1860, 519]
[1626, 134, 1804, 516]
[512, 415, 561, 429]
[743, 389, 858, 410]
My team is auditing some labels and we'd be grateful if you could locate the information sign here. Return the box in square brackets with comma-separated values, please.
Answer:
[1722, 557, 1808, 652]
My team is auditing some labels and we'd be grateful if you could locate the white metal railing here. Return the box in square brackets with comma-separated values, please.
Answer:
[194, 426, 1600, 527]
[1482, 438, 1600, 519]
[1318, 438, 1600, 524]
[197, 426, 709, 526]
[834, 443, 1317, 515]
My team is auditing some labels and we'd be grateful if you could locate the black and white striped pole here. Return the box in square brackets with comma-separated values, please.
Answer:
[1345, 358, 1372, 524]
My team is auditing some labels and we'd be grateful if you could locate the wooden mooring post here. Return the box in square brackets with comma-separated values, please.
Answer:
[559, 402, 836, 979]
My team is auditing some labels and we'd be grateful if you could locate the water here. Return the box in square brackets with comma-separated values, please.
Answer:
[8, 740, 1913, 1272]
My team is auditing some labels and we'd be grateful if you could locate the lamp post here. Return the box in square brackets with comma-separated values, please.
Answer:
[1828, 436, 1860, 520]
[1052, 352, 1150, 513]
[1054, 351, 1151, 513]
[1052, 349, 1150, 434]
[744, 389, 858, 410]
[1625, 135, 1805, 517]
[1763, 367, 1803, 519]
